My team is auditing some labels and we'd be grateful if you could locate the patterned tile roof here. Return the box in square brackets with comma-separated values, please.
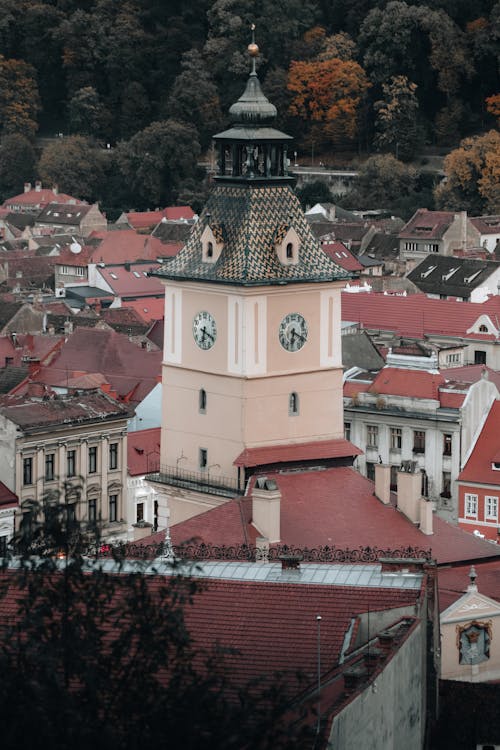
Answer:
[155, 185, 350, 286]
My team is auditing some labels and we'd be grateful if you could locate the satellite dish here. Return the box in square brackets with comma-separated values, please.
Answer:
[70, 241, 82, 254]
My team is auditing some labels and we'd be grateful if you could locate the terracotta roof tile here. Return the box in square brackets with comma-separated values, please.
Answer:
[459, 400, 500, 484]
[87, 230, 166, 264]
[127, 428, 161, 476]
[233, 438, 362, 468]
[0, 480, 17, 507]
[322, 242, 364, 272]
[98, 262, 163, 297]
[369, 367, 445, 400]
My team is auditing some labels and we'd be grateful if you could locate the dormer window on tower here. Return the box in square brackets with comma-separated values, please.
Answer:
[274, 225, 300, 266]
[201, 223, 224, 264]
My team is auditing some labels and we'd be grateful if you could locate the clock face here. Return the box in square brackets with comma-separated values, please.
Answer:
[193, 311, 217, 350]
[279, 312, 308, 352]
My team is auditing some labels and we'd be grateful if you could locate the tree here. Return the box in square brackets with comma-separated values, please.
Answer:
[374, 76, 422, 161]
[165, 49, 224, 150]
[0, 55, 40, 139]
[486, 93, 500, 125]
[340, 154, 425, 218]
[68, 86, 109, 138]
[316, 31, 358, 62]
[295, 179, 334, 209]
[0, 134, 37, 201]
[119, 81, 151, 139]
[0, 489, 321, 750]
[38, 136, 107, 203]
[287, 57, 370, 147]
[434, 130, 500, 214]
[115, 120, 201, 208]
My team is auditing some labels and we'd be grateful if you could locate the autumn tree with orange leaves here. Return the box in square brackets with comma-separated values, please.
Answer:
[287, 57, 370, 149]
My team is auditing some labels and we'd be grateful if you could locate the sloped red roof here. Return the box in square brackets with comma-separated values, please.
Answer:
[341, 291, 500, 339]
[169, 467, 500, 566]
[398, 209, 456, 239]
[438, 391, 466, 408]
[321, 242, 364, 272]
[369, 367, 445, 400]
[125, 298, 165, 323]
[459, 400, 500, 485]
[127, 428, 161, 476]
[87, 230, 166, 264]
[234, 438, 362, 468]
[164, 206, 195, 221]
[438, 559, 500, 612]
[469, 216, 500, 235]
[125, 206, 195, 228]
[0, 481, 17, 507]
[3, 188, 84, 209]
[98, 263, 163, 297]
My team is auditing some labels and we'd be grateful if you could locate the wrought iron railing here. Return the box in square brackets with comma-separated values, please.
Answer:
[145, 464, 243, 497]
[102, 542, 434, 563]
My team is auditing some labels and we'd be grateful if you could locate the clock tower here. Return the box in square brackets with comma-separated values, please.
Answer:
[151, 32, 351, 526]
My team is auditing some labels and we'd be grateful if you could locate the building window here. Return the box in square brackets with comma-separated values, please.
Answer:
[446, 353, 461, 365]
[199, 448, 207, 469]
[404, 241, 418, 252]
[344, 422, 351, 441]
[367, 424, 378, 448]
[23, 457, 33, 486]
[485, 496, 498, 521]
[286, 242, 293, 259]
[421, 470, 429, 497]
[443, 434, 452, 456]
[109, 494, 118, 523]
[289, 392, 299, 416]
[136, 502, 144, 523]
[366, 462, 375, 481]
[390, 465, 398, 491]
[88, 446, 97, 473]
[465, 493, 478, 518]
[0, 536, 7, 557]
[390, 427, 402, 451]
[441, 472, 451, 499]
[109, 442, 118, 470]
[199, 388, 207, 413]
[474, 350, 487, 365]
[413, 430, 425, 454]
[424, 243, 439, 253]
[153, 499, 158, 531]
[479, 324, 488, 333]
[45, 453, 55, 481]
[88, 498, 97, 523]
[67, 450, 76, 477]
[207, 241, 213, 258]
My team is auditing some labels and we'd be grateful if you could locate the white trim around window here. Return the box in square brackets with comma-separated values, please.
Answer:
[485, 495, 498, 521]
[465, 493, 478, 518]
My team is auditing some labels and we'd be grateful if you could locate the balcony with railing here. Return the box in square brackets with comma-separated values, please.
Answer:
[145, 463, 244, 498]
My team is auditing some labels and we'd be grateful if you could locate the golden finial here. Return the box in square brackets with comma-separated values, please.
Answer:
[248, 23, 259, 58]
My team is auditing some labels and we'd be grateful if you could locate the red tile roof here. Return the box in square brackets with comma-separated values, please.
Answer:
[87, 230, 166, 264]
[125, 298, 165, 323]
[127, 428, 161, 476]
[164, 206, 195, 221]
[398, 209, 456, 240]
[459, 400, 500, 484]
[469, 216, 500, 235]
[341, 291, 500, 339]
[438, 559, 500, 611]
[98, 262, 163, 297]
[3, 187, 84, 209]
[369, 367, 445, 400]
[233, 438, 362, 468]
[321, 242, 364, 272]
[170, 467, 500, 566]
[0, 480, 17, 507]
[125, 206, 195, 228]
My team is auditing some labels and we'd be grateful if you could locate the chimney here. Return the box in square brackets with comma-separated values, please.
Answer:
[374, 462, 391, 504]
[396, 461, 421, 524]
[24, 182, 31, 193]
[252, 477, 281, 542]
[35, 181, 42, 192]
[52, 184, 58, 195]
[280, 554, 302, 572]
[64, 320, 73, 335]
[419, 497, 433, 535]
[343, 664, 368, 693]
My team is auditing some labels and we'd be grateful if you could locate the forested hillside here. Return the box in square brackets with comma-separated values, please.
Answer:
[0, 0, 498, 216]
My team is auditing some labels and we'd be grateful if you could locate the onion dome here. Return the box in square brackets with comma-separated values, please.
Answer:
[228, 25, 277, 125]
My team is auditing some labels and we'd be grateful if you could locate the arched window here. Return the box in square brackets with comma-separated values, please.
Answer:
[286, 242, 294, 259]
[289, 392, 299, 416]
[199, 388, 207, 413]
[207, 241, 214, 258]
[479, 324, 488, 333]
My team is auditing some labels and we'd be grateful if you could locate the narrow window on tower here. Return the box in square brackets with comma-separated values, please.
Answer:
[207, 241, 214, 258]
[289, 392, 299, 416]
[286, 242, 293, 259]
[199, 448, 208, 469]
[199, 388, 207, 413]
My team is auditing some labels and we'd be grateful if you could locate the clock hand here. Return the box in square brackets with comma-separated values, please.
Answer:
[202, 326, 215, 341]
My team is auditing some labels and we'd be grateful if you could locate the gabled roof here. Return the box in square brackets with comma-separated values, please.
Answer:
[127, 428, 161, 476]
[469, 215, 500, 235]
[341, 291, 500, 340]
[0, 480, 17, 507]
[125, 298, 165, 323]
[361, 232, 401, 262]
[398, 209, 457, 240]
[97, 262, 163, 297]
[321, 242, 364, 272]
[155, 184, 350, 286]
[407, 255, 500, 297]
[459, 400, 500, 485]
[35, 203, 94, 225]
[3, 187, 84, 209]
[100, 307, 149, 336]
[369, 367, 445, 400]
[87, 230, 167, 264]
[168, 466, 500, 566]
